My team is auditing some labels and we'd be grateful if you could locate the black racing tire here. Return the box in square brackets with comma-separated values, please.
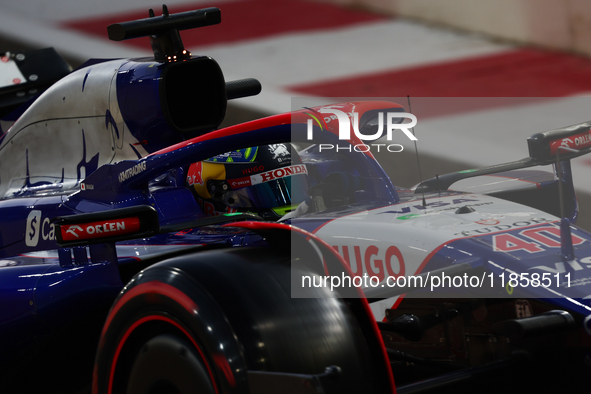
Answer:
[94, 247, 384, 394]
[93, 256, 244, 394]
[126, 334, 215, 394]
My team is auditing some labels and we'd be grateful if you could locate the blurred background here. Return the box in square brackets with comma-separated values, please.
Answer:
[2, 0, 591, 228]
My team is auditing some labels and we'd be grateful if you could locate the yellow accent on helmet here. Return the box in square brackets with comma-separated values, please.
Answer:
[191, 161, 226, 199]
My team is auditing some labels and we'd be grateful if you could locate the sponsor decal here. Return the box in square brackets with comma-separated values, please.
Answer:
[118, 161, 147, 183]
[60, 217, 140, 242]
[492, 225, 585, 254]
[25, 210, 42, 247]
[25, 210, 56, 247]
[250, 164, 307, 184]
[80, 183, 94, 190]
[228, 164, 306, 189]
[456, 217, 550, 236]
[333, 244, 405, 283]
[268, 144, 290, 161]
[549, 129, 591, 155]
[228, 176, 252, 188]
[529, 256, 591, 274]
[242, 165, 265, 175]
[187, 162, 204, 186]
[383, 198, 482, 215]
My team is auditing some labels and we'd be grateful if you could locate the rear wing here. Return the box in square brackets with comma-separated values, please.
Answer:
[415, 121, 591, 193]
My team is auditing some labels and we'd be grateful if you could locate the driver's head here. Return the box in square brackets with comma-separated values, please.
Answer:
[187, 144, 308, 219]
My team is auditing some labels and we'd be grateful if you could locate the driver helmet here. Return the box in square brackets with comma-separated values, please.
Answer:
[187, 143, 308, 219]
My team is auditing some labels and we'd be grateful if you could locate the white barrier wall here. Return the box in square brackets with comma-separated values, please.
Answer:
[317, 0, 591, 56]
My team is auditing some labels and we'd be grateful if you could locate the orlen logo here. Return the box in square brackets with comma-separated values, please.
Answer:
[550, 129, 591, 155]
[230, 179, 251, 188]
[307, 108, 417, 153]
[251, 164, 307, 184]
[60, 217, 140, 242]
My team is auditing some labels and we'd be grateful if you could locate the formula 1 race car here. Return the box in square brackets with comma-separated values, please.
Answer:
[1, 5, 591, 394]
